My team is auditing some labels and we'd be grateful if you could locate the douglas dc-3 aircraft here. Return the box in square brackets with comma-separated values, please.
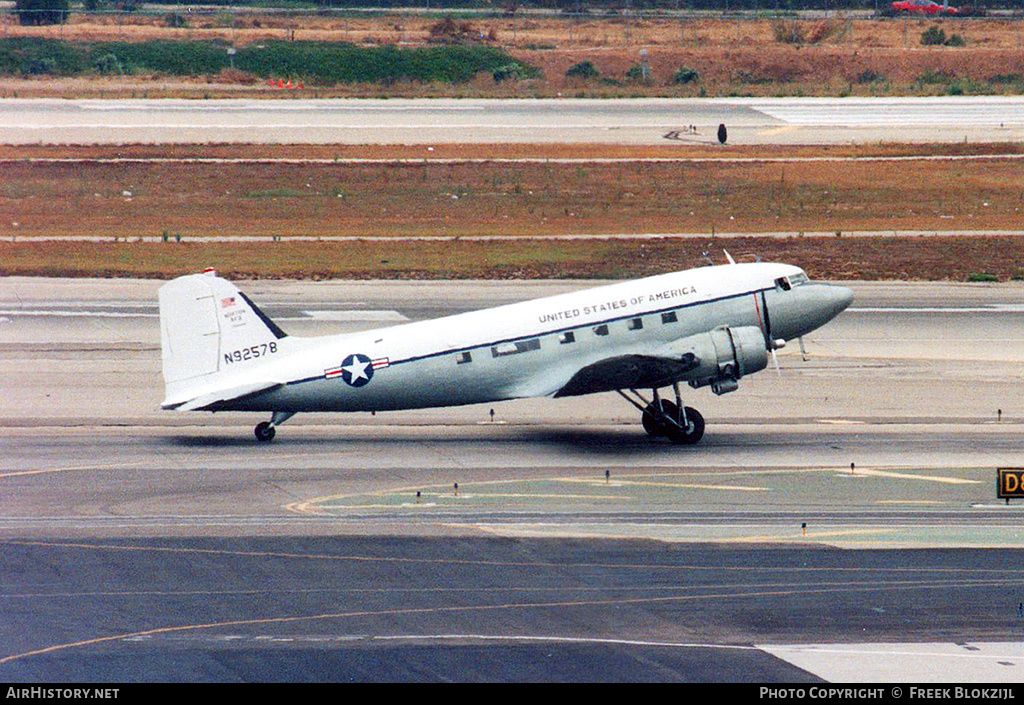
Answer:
[159, 262, 852, 443]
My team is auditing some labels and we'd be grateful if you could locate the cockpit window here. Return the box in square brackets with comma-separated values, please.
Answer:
[776, 273, 809, 291]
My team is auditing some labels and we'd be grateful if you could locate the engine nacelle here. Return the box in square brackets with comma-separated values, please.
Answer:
[679, 325, 768, 395]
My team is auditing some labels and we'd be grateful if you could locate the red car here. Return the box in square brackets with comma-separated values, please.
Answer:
[891, 0, 959, 13]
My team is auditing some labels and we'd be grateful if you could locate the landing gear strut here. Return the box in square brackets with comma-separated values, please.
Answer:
[254, 411, 296, 443]
[618, 383, 705, 445]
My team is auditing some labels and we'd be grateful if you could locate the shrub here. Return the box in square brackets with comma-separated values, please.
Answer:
[856, 69, 885, 84]
[493, 63, 525, 83]
[625, 64, 648, 82]
[565, 61, 599, 79]
[945, 33, 965, 47]
[93, 53, 123, 76]
[921, 26, 946, 46]
[0, 38, 84, 75]
[14, 0, 68, 26]
[672, 67, 699, 85]
[0, 39, 539, 86]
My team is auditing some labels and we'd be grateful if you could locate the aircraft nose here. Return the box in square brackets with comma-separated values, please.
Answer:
[830, 285, 854, 318]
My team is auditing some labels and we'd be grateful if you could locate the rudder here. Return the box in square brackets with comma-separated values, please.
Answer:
[159, 272, 287, 408]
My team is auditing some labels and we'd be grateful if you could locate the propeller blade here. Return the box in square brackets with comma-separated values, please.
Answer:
[799, 336, 809, 361]
[771, 348, 781, 376]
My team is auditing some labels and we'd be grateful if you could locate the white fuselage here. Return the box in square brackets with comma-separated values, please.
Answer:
[208, 262, 843, 414]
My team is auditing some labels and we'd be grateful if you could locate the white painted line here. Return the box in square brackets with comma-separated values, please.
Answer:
[297, 310, 408, 322]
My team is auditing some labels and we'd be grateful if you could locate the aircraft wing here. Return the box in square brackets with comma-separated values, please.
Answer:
[554, 352, 699, 398]
[162, 380, 285, 412]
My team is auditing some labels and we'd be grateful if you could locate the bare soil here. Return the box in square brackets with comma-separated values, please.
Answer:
[4, 235, 1024, 282]
[3, 142, 1024, 281]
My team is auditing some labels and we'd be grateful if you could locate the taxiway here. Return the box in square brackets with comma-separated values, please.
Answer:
[2, 277, 1023, 682]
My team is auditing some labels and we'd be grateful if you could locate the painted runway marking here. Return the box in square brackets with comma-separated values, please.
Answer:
[843, 468, 981, 484]
[555, 477, 768, 492]
[3, 576, 1021, 665]
[0, 461, 145, 480]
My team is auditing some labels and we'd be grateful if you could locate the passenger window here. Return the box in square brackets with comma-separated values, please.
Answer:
[661, 311, 677, 324]
[593, 324, 609, 337]
[628, 318, 643, 331]
[559, 331, 576, 344]
[456, 351, 472, 364]
[491, 338, 541, 357]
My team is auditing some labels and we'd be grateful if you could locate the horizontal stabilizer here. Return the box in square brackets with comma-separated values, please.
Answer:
[163, 380, 284, 412]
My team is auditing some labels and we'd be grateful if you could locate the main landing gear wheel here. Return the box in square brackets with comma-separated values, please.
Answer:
[254, 421, 276, 443]
[642, 399, 705, 445]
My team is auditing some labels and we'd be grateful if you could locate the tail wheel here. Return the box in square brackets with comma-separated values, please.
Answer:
[254, 421, 276, 443]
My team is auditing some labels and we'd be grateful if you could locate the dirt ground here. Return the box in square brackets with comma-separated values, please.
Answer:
[3, 13, 1024, 98]
[3, 143, 1022, 239]
[3, 142, 1024, 281]
[5, 235, 1024, 282]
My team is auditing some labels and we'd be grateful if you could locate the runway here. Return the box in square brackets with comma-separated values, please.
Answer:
[2, 97, 1023, 145]
[2, 277, 1024, 682]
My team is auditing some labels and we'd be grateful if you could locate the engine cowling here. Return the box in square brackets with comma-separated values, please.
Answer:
[678, 325, 768, 395]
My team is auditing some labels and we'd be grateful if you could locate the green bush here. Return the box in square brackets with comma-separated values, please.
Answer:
[14, 0, 68, 26]
[492, 62, 538, 83]
[93, 53, 123, 76]
[0, 38, 538, 85]
[672, 67, 699, 85]
[237, 42, 534, 85]
[921, 26, 946, 46]
[625, 64, 648, 82]
[565, 61, 600, 79]
[0, 38, 85, 75]
[856, 69, 886, 84]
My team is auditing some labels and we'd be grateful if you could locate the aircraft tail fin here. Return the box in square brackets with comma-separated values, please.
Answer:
[158, 272, 288, 409]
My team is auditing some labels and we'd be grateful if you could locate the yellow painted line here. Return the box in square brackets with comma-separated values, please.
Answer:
[850, 468, 980, 485]
[3, 576, 1012, 665]
[875, 499, 946, 505]
[385, 493, 631, 500]
[555, 478, 767, 492]
[757, 126, 800, 137]
[721, 528, 894, 543]
[0, 461, 144, 479]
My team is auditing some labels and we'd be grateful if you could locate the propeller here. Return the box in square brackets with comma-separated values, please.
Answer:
[799, 336, 809, 361]
[769, 338, 786, 376]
